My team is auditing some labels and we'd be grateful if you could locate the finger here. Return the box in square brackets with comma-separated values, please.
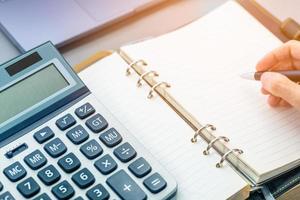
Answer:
[261, 72, 300, 110]
[256, 40, 300, 71]
[261, 87, 270, 95]
[267, 95, 281, 107]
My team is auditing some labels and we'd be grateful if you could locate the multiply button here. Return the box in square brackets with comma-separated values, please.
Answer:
[3, 161, 27, 182]
[75, 103, 95, 119]
[24, 150, 47, 170]
[44, 138, 67, 158]
[94, 154, 117, 175]
[56, 114, 76, 130]
[99, 128, 122, 147]
[86, 114, 108, 133]
[143, 173, 167, 194]
[107, 170, 146, 200]
[113, 142, 137, 163]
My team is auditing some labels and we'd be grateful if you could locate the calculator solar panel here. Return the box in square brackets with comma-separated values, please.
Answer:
[0, 42, 177, 200]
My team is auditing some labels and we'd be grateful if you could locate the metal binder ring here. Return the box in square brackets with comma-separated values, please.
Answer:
[137, 71, 159, 87]
[147, 82, 171, 99]
[216, 149, 243, 168]
[126, 59, 147, 76]
[191, 124, 216, 143]
[203, 136, 230, 155]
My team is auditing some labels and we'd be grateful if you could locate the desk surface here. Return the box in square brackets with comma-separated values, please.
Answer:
[0, 0, 226, 67]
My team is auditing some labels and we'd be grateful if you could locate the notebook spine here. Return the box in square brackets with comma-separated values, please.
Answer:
[118, 49, 244, 168]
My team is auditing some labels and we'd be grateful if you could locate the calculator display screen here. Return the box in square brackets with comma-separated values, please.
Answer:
[0, 64, 69, 124]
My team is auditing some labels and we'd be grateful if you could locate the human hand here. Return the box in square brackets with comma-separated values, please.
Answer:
[256, 40, 300, 109]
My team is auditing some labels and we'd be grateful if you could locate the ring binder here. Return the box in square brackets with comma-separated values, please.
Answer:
[137, 71, 159, 87]
[191, 124, 216, 143]
[203, 136, 230, 155]
[147, 82, 171, 99]
[126, 59, 147, 76]
[216, 149, 243, 168]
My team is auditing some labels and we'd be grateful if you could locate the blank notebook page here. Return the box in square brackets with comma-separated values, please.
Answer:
[79, 53, 248, 199]
[122, 1, 300, 181]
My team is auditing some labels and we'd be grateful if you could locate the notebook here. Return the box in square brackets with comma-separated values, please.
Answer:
[78, 1, 300, 199]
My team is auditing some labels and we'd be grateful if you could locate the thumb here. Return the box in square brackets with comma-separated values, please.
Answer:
[261, 72, 300, 110]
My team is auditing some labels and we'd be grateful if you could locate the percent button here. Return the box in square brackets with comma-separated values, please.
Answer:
[80, 139, 103, 159]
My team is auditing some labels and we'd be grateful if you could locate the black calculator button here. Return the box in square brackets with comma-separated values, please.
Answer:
[44, 138, 67, 158]
[52, 180, 75, 200]
[86, 184, 110, 200]
[128, 157, 152, 178]
[74, 197, 84, 200]
[0, 181, 3, 191]
[38, 165, 61, 186]
[33, 193, 51, 200]
[106, 170, 147, 200]
[94, 154, 117, 175]
[71, 168, 95, 189]
[24, 150, 47, 170]
[17, 177, 40, 198]
[113, 142, 137, 163]
[86, 114, 108, 133]
[3, 161, 27, 182]
[56, 114, 76, 130]
[99, 128, 122, 148]
[34, 127, 54, 144]
[143, 173, 167, 194]
[0, 191, 15, 200]
[66, 125, 89, 145]
[80, 139, 103, 159]
[75, 103, 95, 119]
[58, 153, 81, 173]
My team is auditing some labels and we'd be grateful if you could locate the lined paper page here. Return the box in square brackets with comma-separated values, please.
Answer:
[122, 1, 300, 182]
[79, 53, 248, 199]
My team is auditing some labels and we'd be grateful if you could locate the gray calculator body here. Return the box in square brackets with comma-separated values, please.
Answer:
[0, 42, 177, 200]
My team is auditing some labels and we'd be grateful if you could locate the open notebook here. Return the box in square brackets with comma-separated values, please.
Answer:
[78, 1, 300, 199]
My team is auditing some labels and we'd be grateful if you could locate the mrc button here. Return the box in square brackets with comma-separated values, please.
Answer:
[3, 161, 27, 182]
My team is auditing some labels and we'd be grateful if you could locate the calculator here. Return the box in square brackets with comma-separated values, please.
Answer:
[0, 42, 177, 200]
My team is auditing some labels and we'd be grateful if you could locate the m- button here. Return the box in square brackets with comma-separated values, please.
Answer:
[44, 138, 67, 158]
[86, 114, 108, 133]
[3, 161, 27, 182]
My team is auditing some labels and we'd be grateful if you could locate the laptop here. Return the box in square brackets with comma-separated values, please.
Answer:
[0, 0, 165, 52]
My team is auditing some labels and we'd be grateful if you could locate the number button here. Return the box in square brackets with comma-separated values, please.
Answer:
[80, 139, 103, 159]
[113, 142, 137, 163]
[38, 165, 61, 186]
[56, 114, 76, 130]
[33, 193, 51, 200]
[128, 157, 152, 178]
[3, 161, 27, 182]
[52, 180, 75, 200]
[94, 154, 117, 175]
[99, 128, 122, 147]
[44, 138, 67, 158]
[75, 103, 95, 119]
[34, 127, 54, 144]
[0, 191, 15, 200]
[66, 125, 89, 145]
[86, 184, 110, 200]
[72, 168, 95, 189]
[86, 114, 108, 133]
[58, 153, 81, 173]
[106, 170, 147, 200]
[74, 197, 84, 200]
[143, 173, 167, 194]
[17, 177, 40, 198]
[24, 149, 47, 170]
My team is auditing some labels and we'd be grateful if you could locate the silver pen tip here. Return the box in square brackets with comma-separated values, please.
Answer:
[240, 72, 255, 80]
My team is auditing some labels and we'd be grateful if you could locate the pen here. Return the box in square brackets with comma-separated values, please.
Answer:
[240, 70, 300, 83]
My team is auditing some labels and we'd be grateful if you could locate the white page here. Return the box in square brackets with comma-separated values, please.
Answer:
[122, 1, 300, 182]
[79, 53, 248, 199]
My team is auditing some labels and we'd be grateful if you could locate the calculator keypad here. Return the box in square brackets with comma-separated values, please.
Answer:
[1, 100, 173, 199]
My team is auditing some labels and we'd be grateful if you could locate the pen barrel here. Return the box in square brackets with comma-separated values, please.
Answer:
[255, 71, 300, 83]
